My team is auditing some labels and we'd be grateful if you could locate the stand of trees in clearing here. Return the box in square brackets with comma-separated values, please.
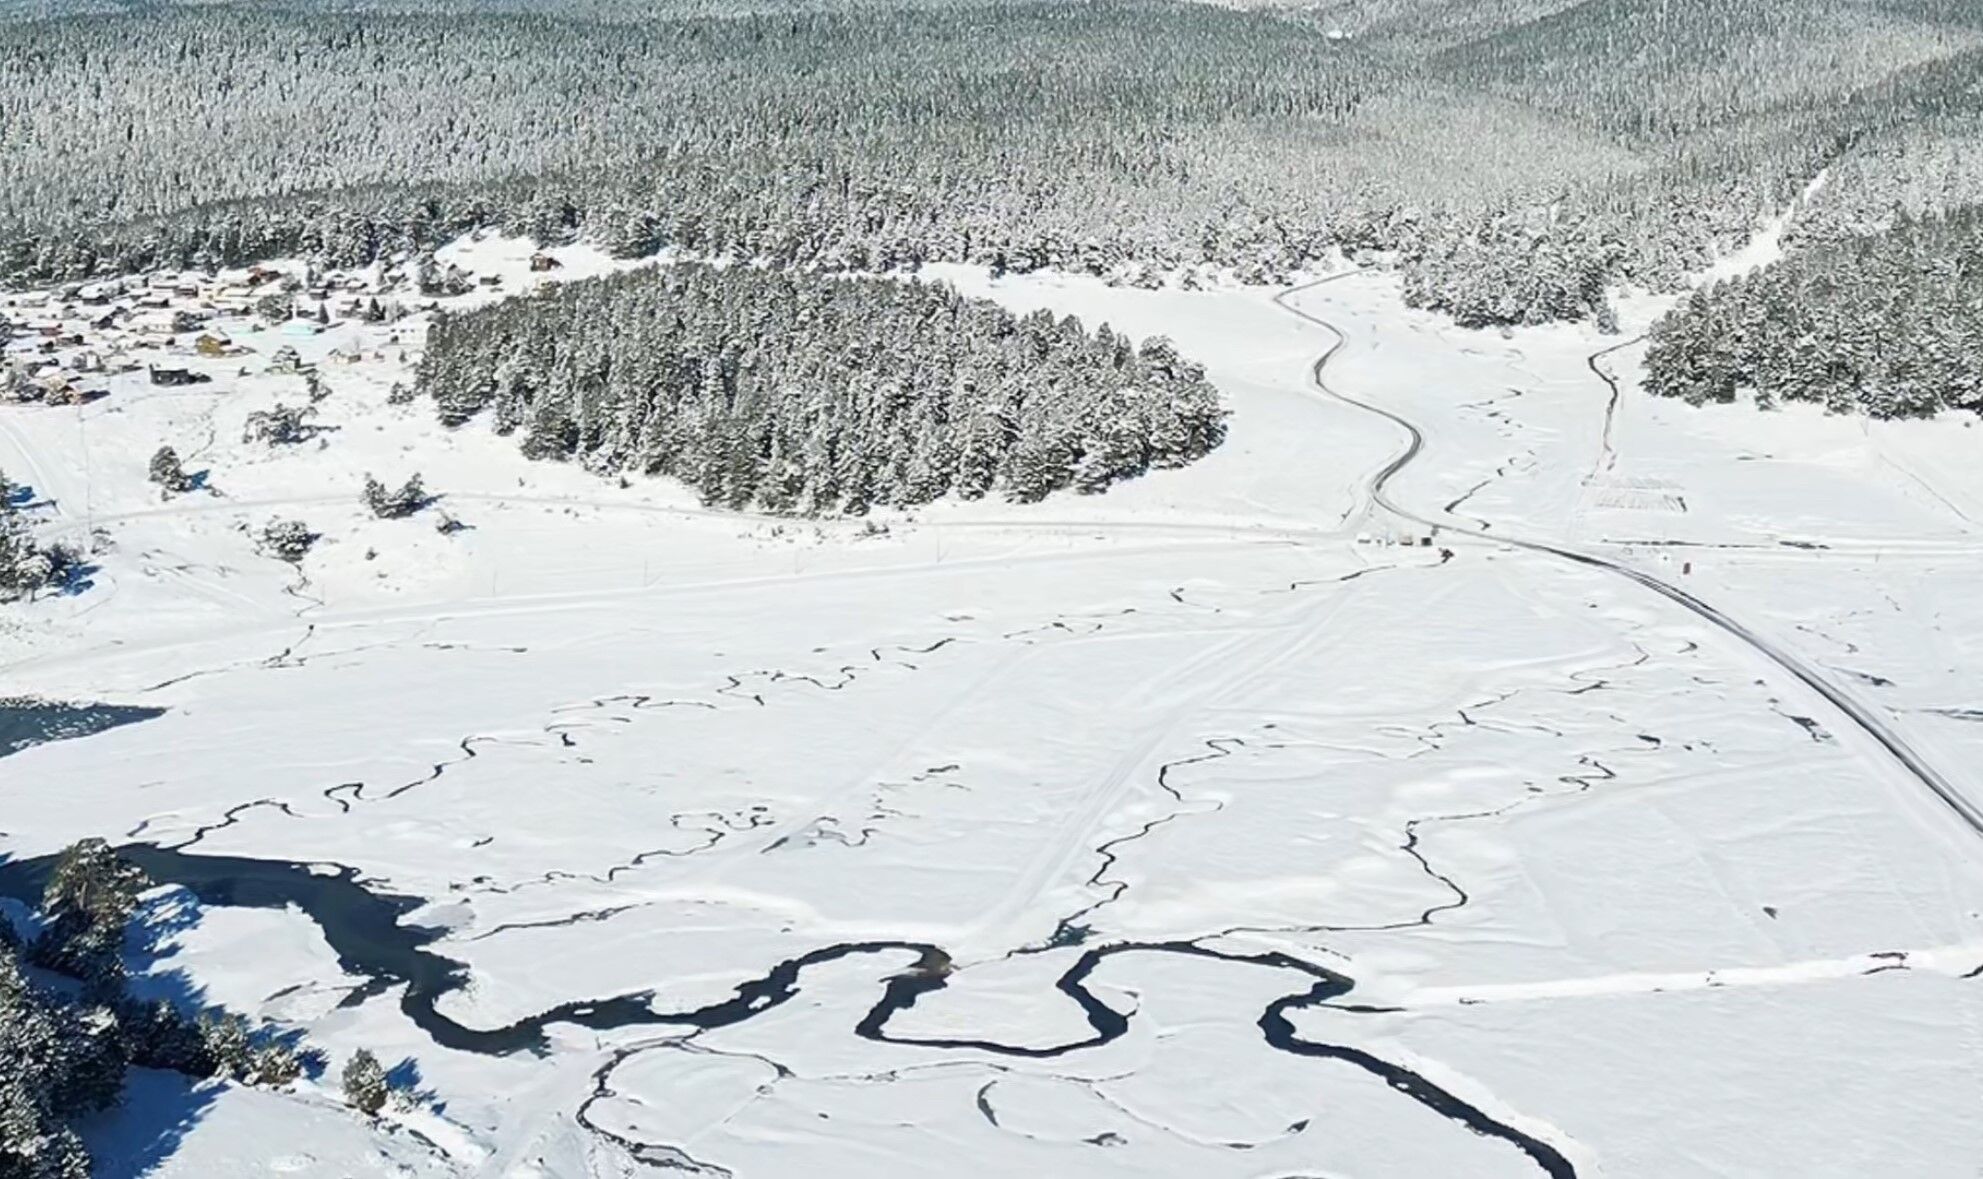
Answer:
[1644, 204, 1983, 418]
[418, 264, 1227, 512]
[4, 0, 1983, 332]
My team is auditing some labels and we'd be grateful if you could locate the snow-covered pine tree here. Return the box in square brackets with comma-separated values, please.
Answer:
[342, 1049, 388, 1116]
[147, 447, 193, 495]
[362, 474, 429, 520]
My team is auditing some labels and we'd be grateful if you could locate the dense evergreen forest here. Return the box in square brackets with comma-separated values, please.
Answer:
[4, 0, 1982, 329]
[1643, 204, 1983, 418]
[417, 264, 1227, 511]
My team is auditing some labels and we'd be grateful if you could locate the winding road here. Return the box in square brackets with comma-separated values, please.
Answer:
[1272, 274, 1983, 839]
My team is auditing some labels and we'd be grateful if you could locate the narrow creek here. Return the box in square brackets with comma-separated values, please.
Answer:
[0, 842, 1574, 1177]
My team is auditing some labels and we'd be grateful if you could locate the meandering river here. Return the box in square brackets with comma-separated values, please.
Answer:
[0, 839, 1574, 1176]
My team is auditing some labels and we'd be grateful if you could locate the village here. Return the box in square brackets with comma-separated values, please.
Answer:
[0, 249, 569, 407]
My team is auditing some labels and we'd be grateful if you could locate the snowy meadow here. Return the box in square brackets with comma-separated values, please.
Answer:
[2, 220, 1980, 1176]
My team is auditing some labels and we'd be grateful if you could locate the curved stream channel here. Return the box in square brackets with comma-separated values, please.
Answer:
[0, 843, 1576, 1177]
[13, 220, 1964, 1179]
[0, 281, 1646, 1177]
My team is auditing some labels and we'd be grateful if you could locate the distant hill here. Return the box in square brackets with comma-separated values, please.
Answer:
[4, 0, 1982, 330]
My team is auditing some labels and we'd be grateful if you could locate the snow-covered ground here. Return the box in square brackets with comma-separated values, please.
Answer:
[3, 228, 1981, 1177]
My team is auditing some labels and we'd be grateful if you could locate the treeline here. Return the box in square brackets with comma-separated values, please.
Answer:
[417, 263, 1227, 511]
[2, 841, 307, 1177]
[1643, 204, 1983, 418]
[5, 1, 1983, 327]
[0, 3, 1376, 287]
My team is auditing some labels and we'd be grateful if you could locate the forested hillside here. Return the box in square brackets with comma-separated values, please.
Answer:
[1643, 205, 1983, 418]
[5, 0, 1982, 327]
[417, 264, 1227, 511]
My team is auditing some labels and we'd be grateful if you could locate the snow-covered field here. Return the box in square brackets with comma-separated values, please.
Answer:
[3, 230, 1981, 1177]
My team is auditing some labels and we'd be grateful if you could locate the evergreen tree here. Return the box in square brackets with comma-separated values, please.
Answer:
[30, 838, 149, 995]
[242, 404, 316, 446]
[341, 1049, 388, 1117]
[257, 520, 318, 563]
[147, 447, 194, 495]
[363, 474, 429, 519]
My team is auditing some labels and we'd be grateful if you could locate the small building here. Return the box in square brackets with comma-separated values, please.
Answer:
[43, 379, 104, 406]
[132, 311, 179, 340]
[149, 366, 210, 387]
[28, 370, 75, 401]
[529, 253, 563, 273]
[194, 332, 240, 358]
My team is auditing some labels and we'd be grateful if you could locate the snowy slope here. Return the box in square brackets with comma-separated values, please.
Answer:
[3, 227, 1982, 1177]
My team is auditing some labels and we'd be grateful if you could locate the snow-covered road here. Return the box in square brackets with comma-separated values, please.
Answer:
[1275, 274, 1983, 840]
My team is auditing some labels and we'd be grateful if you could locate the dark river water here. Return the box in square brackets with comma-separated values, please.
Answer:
[0, 697, 165, 760]
[0, 693, 1570, 1175]
[0, 834, 1576, 1177]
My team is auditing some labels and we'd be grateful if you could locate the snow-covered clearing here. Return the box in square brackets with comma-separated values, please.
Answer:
[3, 228, 1981, 1177]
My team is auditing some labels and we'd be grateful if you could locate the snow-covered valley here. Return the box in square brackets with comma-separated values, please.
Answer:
[4, 233, 1982, 1178]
